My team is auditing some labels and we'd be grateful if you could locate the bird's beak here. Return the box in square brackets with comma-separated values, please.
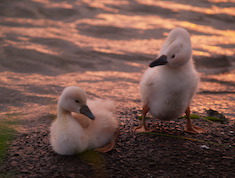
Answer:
[80, 105, 95, 120]
[149, 55, 168, 67]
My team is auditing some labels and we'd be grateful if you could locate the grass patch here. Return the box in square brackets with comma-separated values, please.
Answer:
[204, 116, 224, 123]
[179, 114, 201, 119]
[0, 124, 14, 160]
[0, 172, 16, 178]
[138, 113, 227, 124]
[136, 113, 233, 148]
[80, 150, 104, 166]
[0, 121, 17, 163]
[79, 150, 107, 177]
[180, 114, 227, 124]
[0, 113, 19, 165]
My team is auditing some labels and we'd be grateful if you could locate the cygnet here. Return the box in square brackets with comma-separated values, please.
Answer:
[136, 28, 205, 134]
[50, 86, 119, 155]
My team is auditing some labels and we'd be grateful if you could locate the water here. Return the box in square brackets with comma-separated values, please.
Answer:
[0, 0, 234, 120]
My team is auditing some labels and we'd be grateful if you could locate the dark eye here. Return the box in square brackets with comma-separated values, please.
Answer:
[75, 100, 80, 103]
[172, 54, 175, 58]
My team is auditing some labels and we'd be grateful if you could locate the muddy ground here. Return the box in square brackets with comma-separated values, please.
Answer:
[0, 0, 235, 177]
[0, 110, 234, 177]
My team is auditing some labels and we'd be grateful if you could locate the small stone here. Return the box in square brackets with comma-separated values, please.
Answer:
[200, 145, 210, 149]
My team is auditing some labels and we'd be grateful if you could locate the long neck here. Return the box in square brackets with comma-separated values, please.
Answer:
[162, 58, 196, 78]
[57, 106, 91, 129]
[57, 105, 71, 119]
[167, 56, 194, 69]
[183, 57, 195, 70]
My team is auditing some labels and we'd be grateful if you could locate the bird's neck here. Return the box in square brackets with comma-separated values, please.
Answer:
[57, 106, 71, 119]
[162, 60, 196, 77]
[166, 58, 194, 70]
[57, 107, 91, 129]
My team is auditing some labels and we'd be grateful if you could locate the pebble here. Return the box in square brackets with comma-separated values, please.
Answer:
[0, 109, 234, 177]
[200, 145, 210, 150]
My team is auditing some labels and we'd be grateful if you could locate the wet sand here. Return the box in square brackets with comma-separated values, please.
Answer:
[0, 0, 235, 177]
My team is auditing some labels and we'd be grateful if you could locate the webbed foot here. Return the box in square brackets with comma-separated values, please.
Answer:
[95, 130, 119, 153]
[184, 125, 206, 134]
[134, 125, 153, 133]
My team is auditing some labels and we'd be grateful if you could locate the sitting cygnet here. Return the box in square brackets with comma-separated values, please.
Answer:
[136, 27, 205, 134]
[50, 86, 119, 155]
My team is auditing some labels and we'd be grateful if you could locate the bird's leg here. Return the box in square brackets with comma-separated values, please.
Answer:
[184, 106, 206, 134]
[95, 130, 119, 153]
[134, 104, 152, 132]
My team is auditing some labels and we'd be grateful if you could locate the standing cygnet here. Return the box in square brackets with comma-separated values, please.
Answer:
[50, 86, 119, 155]
[136, 28, 205, 134]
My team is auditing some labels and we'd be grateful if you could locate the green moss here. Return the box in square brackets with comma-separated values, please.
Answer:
[138, 114, 202, 120]
[80, 150, 104, 165]
[180, 114, 227, 124]
[0, 123, 16, 162]
[179, 114, 201, 119]
[0, 172, 16, 178]
[204, 116, 224, 123]
[189, 114, 201, 119]
[205, 109, 228, 124]
[0, 113, 19, 177]
[138, 113, 228, 124]
[79, 150, 107, 177]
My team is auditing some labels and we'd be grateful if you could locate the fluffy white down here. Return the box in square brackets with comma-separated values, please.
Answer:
[50, 98, 118, 155]
[50, 114, 89, 155]
[140, 62, 199, 120]
[86, 99, 118, 149]
[140, 28, 199, 121]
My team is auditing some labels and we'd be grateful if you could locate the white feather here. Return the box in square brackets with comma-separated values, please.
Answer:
[140, 28, 199, 121]
[50, 86, 118, 155]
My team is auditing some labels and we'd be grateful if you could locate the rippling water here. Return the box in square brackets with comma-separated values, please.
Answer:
[0, 0, 234, 120]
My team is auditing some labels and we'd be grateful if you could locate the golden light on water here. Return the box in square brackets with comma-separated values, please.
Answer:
[142, 0, 235, 16]
[0, 0, 235, 121]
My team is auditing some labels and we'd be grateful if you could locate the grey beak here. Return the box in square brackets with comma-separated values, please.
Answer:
[80, 105, 95, 120]
[149, 55, 168, 67]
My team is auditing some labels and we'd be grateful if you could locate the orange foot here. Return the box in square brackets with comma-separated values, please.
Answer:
[134, 125, 153, 133]
[95, 130, 119, 153]
[184, 125, 206, 134]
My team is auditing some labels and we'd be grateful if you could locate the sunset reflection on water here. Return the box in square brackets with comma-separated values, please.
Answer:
[0, 0, 234, 121]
